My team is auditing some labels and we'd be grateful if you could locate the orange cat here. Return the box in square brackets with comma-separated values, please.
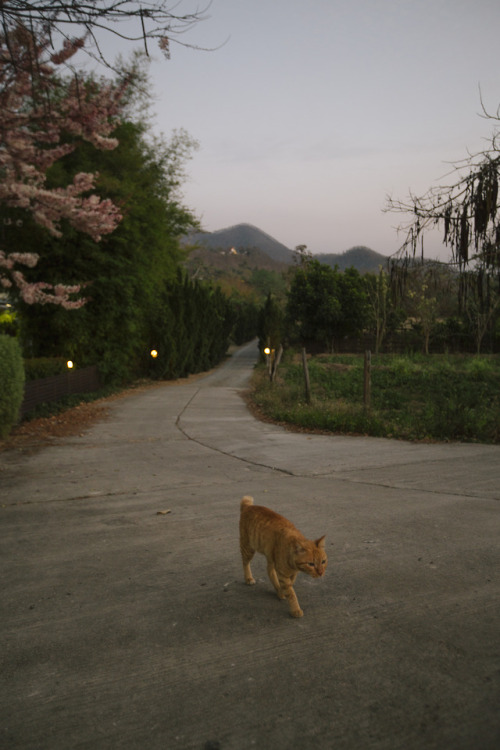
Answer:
[239, 495, 327, 618]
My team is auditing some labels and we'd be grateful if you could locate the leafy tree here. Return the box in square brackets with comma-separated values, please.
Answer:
[286, 259, 368, 351]
[406, 284, 438, 355]
[336, 266, 369, 338]
[287, 260, 341, 350]
[249, 268, 287, 300]
[365, 267, 390, 353]
[461, 270, 500, 354]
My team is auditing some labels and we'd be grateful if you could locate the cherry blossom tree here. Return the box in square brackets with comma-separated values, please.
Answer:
[0, 25, 127, 307]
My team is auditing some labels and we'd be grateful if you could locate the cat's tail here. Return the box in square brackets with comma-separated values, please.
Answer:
[240, 495, 254, 512]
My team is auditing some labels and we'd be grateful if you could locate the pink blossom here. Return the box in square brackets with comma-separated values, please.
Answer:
[49, 37, 86, 65]
[0, 27, 127, 306]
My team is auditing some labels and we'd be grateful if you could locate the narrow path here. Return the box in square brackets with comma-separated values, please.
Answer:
[1, 341, 499, 750]
[177, 339, 500, 499]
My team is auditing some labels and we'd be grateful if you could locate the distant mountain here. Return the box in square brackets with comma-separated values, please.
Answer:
[317, 246, 389, 274]
[183, 223, 295, 264]
[183, 224, 390, 274]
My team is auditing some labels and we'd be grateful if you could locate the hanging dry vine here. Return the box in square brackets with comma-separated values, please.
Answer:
[385, 96, 500, 322]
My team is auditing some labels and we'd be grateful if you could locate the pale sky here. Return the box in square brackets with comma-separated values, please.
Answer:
[133, 1, 500, 259]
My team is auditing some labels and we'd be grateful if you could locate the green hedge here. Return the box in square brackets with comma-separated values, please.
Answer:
[0, 310, 18, 336]
[0, 335, 25, 439]
[24, 357, 68, 381]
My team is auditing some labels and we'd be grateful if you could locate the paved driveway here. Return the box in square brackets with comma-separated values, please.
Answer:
[1, 340, 499, 749]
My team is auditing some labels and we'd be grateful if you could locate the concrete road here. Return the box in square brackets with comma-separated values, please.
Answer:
[1, 340, 499, 750]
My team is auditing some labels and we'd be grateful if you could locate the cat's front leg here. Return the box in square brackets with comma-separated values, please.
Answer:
[279, 577, 303, 618]
[287, 593, 303, 618]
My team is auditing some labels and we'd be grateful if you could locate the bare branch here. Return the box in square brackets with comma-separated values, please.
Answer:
[0, 1, 215, 67]
[386, 101, 500, 274]
[385, 99, 500, 324]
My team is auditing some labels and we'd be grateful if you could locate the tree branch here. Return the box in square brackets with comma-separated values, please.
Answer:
[0, 1, 215, 67]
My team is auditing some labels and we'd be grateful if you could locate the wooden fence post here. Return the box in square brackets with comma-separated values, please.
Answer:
[270, 344, 283, 382]
[364, 350, 371, 410]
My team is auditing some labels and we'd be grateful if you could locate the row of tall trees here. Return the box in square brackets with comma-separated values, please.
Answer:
[260, 253, 499, 357]
[147, 272, 235, 380]
[0, 18, 253, 383]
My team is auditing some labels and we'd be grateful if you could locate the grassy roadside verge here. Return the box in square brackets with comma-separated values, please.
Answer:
[249, 351, 500, 444]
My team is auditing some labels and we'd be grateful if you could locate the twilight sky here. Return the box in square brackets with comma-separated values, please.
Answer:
[141, 1, 499, 259]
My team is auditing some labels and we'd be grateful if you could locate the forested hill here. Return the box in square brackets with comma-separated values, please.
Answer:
[184, 223, 294, 264]
[319, 246, 389, 273]
[183, 224, 389, 273]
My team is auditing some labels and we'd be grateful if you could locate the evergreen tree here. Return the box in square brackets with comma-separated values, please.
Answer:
[232, 300, 259, 345]
[148, 273, 234, 380]
[258, 294, 284, 353]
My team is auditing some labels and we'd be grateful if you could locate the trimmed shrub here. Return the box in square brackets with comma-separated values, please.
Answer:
[0, 335, 25, 438]
[0, 310, 18, 337]
[24, 357, 67, 381]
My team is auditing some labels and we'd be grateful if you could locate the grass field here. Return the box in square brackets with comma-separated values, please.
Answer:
[250, 351, 500, 443]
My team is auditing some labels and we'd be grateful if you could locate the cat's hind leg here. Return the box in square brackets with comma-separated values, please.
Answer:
[267, 561, 286, 599]
[240, 544, 256, 585]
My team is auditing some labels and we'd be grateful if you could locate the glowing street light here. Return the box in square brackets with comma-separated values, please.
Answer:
[66, 360, 74, 369]
[263, 346, 276, 380]
[150, 349, 158, 359]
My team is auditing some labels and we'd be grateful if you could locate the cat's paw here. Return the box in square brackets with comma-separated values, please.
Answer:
[290, 608, 304, 618]
[245, 577, 256, 585]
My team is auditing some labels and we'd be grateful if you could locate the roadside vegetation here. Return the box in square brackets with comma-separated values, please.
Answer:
[250, 351, 500, 444]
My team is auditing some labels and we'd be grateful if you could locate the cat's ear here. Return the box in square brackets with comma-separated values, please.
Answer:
[315, 535, 326, 548]
[294, 541, 307, 554]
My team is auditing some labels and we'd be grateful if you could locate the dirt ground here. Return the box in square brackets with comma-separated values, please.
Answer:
[0, 400, 111, 453]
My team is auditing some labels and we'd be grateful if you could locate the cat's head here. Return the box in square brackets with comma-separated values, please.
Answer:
[294, 536, 327, 578]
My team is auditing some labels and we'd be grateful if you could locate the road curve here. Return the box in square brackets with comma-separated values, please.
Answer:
[179, 339, 500, 499]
